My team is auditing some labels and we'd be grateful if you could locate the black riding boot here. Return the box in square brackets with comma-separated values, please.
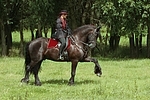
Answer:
[59, 38, 66, 60]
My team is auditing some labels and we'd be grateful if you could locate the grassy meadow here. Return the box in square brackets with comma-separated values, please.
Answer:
[0, 31, 150, 100]
[0, 57, 150, 100]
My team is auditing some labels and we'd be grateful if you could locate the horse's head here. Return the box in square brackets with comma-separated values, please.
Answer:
[88, 26, 101, 48]
[73, 25, 101, 49]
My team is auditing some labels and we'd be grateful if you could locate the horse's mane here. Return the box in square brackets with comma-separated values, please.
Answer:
[73, 25, 96, 35]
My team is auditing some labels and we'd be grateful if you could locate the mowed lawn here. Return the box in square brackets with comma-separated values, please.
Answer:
[0, 57, 149, 100]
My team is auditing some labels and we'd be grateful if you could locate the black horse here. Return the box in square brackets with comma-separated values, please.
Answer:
[21, 25, 102, 86]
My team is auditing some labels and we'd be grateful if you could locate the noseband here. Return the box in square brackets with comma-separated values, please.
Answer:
[69, 29, 97, 52]
[83, 29, 98, 48]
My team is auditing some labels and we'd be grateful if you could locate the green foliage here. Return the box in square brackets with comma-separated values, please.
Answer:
[95, 0, 149, 36]
[0, 0, 4, 18]
[23, 0, 55, 29]
[0, 0, 55, 31]
[0, 57, 150, 99]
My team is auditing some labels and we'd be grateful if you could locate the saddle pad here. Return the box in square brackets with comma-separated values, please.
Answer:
[47, 38, 58, 48]
[47, 38, 71, 49]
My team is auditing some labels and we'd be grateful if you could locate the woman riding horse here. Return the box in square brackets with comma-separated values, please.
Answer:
[21, 25, 102, 86]
[54, 10, 71, 60]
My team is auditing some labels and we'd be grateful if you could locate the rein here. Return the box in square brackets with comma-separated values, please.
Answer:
[80, 41, 89, 46]
[69, 28, 97, 54]
[69, 35, 87, 52]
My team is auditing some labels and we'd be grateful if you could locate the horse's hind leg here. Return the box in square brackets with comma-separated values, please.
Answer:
[21, 65, 30, 84]
[33, 61, 43, 86]
[21, 61, 38, 84]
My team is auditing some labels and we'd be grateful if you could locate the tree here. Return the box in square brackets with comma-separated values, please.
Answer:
[0, 19, 7, 56]
[94, 0, 149, 58]
[0, 0, 8, 56]
[25, 0, 54, 39]
[0, 0, 22, 56]
[66, 0, 97, 29]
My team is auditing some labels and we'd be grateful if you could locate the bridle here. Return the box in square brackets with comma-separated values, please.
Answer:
[69, 35, 85, 51]
[69, 28, 98, 52]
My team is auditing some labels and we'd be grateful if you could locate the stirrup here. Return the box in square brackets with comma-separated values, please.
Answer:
[59, 55, 64, 60]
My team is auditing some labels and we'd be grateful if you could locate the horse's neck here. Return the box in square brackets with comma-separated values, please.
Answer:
[71, 35, 86, 48]
[73, 34, 85, 42]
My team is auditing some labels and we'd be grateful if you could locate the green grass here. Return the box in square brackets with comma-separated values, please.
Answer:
[0, 57, 149, 100]
[0, 30, 149, 99]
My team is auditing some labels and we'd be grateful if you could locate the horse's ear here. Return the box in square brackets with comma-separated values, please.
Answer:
[96, 26, 101, 32]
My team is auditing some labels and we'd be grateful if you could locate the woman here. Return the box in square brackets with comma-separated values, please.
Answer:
[55, 10, 71, 60]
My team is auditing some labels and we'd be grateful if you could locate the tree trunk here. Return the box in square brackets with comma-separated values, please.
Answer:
[44, 27, 48, 38]
[19, 22, 24, 56]
[0, 19, 7, 56]
[114, 35, 120, 49]
[81, 2, 90, 24]
[4, 23, 12, 55]
[5, 24, 12, 50]
[51, 24, 55, 38]
[147, 25, 150, 58]
[30, 26, 34, 40]
[38, 23, 42, 37]
[36, 23, 42, 38]
[139, 34, 142, 53]
[68, 1, 78, 29]
[109, 35, 115, 51]
[129, 33, 135, 58]
[135, 37, 139, 58]
[0, 30, 1, 44]
[109, 34, 120, 51]
[81, 0, 94, 25]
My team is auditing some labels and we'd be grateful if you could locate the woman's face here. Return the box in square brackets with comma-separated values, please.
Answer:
[62, 14, 67, 19]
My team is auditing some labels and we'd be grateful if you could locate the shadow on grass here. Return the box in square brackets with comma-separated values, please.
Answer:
[28, 79, 98, 86]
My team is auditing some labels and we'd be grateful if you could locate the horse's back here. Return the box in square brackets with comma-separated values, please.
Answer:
[30, 37, 49, 46]
[28, 37, 49, 55]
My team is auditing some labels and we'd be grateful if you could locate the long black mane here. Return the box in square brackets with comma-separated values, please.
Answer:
[73, 25, 96, 35]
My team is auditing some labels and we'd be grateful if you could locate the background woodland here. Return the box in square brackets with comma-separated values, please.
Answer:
[0, 0, 150, 58]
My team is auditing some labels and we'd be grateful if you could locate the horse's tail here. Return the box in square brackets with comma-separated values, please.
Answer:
[24, 42, 31, 67]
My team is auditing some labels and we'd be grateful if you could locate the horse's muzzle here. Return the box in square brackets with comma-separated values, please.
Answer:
[89, 43, 96, 49]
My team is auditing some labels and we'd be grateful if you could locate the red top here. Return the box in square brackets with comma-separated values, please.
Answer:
[60, 17, 66, 29]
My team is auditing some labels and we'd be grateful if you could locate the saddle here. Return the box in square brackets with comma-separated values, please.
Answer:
[47, 37, 71, 50]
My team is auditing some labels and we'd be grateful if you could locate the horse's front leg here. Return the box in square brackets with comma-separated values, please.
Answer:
[84, 57, 102, 77]
[68, 60, 78, 85]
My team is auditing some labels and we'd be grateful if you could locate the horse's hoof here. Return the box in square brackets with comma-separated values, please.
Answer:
[21, 78, 29, 84]
[35, 82, 42, 86]
[68, 82, 74, 86]
[35, 84, 42, 86]
[96, 73, 101, 77]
